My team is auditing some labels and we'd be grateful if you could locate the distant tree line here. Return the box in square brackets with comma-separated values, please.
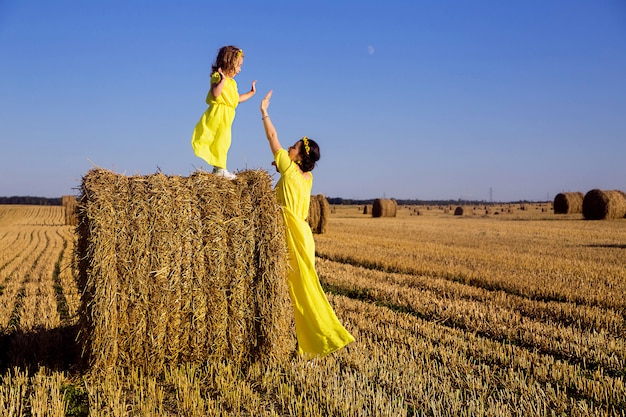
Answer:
[0, 196, 62, 205]
[326, 197, 546, 206]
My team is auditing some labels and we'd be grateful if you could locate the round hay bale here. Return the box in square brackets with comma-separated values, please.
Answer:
[553, 192, 584, 214]
[372, 198, 397, 218]
[317, 195, 330, 233]
[307, 195, 321, 231]
[62, 195, 78, 226]
[307, 194, 330, 234]
[454, 206, 463, 216]
[582, 189, 626, 220]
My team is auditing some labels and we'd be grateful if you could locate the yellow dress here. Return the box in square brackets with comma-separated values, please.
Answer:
[191, 72, 239, 169]
[274, 149, 355, 357]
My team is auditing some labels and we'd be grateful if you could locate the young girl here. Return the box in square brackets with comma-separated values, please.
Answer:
[191, 45, 256, 180]
[260, 90, 355, 357]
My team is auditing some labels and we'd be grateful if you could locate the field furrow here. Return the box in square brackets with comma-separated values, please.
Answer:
[20, 229, 63, 330]
[318, 258, 626, 375]
[0, 231, 44, 328]
[314, 216, 626, 311]
[330, 294, 625, 415]
[0, 230, 39, 279]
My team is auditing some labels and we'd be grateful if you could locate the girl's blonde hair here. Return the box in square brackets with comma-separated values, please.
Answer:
[212, 45, 244, 74]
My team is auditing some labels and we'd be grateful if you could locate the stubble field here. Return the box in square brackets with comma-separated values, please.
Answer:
[0, 203, 624, 416]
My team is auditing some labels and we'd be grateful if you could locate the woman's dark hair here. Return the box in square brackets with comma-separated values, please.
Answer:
[298, 137, 320, 172]
[212, 45, 243, 74]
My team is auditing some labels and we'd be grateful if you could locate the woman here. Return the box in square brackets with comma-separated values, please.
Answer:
[260, 90, 354, 357]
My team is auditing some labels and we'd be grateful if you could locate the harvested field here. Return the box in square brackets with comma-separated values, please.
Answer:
[1, 201, 625, 416]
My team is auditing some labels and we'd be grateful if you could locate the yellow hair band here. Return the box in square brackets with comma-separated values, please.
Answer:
[302, 136, 310, 156]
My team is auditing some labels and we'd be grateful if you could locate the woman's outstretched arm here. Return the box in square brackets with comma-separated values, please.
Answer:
[260, 90, 281, 155]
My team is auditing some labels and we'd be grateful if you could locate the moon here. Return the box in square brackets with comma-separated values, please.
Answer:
[367, 45, 375, 55]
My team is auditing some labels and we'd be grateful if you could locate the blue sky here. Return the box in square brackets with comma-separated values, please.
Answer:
[1, 0, 625, 201]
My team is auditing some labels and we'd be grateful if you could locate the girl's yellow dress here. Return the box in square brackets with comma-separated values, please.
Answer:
[191, 72, 239, 169]
[274, 149, 355, 357]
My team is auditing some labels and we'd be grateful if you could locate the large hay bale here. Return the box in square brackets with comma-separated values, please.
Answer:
[76, 168, 294, 374]
[582, 189, 626, 220]
[372, 198, 397, 218]
[62, 195, 78, 226]
[553, 192, 584, 214]
[454, 206, 475, 216]
[306, 194, 330, 234]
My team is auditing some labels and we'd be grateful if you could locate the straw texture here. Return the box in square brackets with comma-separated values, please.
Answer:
[307, 194, 330, 234]
[372, 198, 397, 218]
[76, 168, 294, 374]
[62, 195, 78, 226]
[582, 189, 626, 220]
[553, 192, 584, 214]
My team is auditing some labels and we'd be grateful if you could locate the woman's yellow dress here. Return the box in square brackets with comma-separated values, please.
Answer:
[191, 72, 239, 169]
[274, 149, 355, 357]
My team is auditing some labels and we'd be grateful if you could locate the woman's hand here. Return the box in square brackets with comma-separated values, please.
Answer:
[260, 90, 272, 115]
[260, 90, 280, 154]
